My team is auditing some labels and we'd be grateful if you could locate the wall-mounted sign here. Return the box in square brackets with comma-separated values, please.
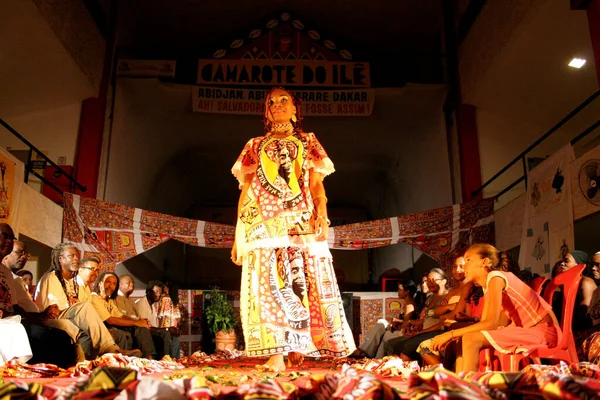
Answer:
[192, 86, 374, 116]
[196, 60, 370, 87]
[117, 59, 176, 78]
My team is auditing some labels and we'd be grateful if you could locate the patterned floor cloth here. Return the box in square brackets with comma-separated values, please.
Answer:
[2, 354, 600, 399]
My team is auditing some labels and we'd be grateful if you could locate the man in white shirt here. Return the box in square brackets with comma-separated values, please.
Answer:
[135, 280, 163, 328]
[0, 224, 32, 365]
[35, 243, 139, 359]
[92, 272, 152, 358]
[117, 275, 172, 358]
[0, 264, 32, 366]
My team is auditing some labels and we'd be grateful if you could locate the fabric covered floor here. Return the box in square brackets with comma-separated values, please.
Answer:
[2, 351, 600, 399]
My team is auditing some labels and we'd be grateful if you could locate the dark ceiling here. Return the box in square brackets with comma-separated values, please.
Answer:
[85, 0, 478, 86]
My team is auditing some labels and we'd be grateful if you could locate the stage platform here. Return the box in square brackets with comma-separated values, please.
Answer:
[2, 352, 600, 399]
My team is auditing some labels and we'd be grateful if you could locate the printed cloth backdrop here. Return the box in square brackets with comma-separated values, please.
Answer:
[519, 145, 575, 276]
[0, 147, 24, 229]
[63, 193, 494, 271]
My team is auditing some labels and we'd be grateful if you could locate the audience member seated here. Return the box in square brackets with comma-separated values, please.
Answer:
[76, 257, 100, 302]
[551, 260, 563, 279]
[134, 280, 177, 358]
[498, 251, 521, 276]
[386, 259, 467, 363]
[574, 254, 600, 362]
[3, 240, 38, 312]
[557, 250, 597, 331]
[91, 272, 152, 358]
[115, 275, 172, 359]
[0, 224, 80, 367]
[384, 267, 452, 361]
[348, 280, 417, 359]
[430, 244, 560, 373]
[135, 281, 162, 326]
[16, 270, 34, 297]
[156, 282, 181, 358]
[591, 252, 600, 286]
[0, 255, 33, 366]
[432, 257, 468, 318]
[417, 281, 489, 368]
[77, 258, 133, 351]
[35, 243, 140, 359]
[414, 274, 431, 317]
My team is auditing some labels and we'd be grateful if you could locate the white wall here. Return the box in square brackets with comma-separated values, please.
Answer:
[1, 103, 81, 165]
[0, 103, 82, 191]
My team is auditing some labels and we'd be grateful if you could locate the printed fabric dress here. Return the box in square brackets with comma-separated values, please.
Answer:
[232, 131, 355, 358]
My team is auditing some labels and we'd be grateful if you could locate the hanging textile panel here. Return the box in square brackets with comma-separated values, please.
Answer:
[330, 198, 495, 271]
[62, 193, 234, 271]
[519, 144, 575, 276]
[63, 193, 494, 272]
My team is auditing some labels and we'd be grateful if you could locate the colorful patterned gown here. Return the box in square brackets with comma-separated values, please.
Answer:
[232, 131, 356, 358]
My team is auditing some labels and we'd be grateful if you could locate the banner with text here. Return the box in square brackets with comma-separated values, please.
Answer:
[196, 59, 370, 87]
[192, 86, 375, 116]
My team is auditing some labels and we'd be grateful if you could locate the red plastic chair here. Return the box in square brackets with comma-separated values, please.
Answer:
[529, 276, 548, 295]
[479, 264, 585, 371]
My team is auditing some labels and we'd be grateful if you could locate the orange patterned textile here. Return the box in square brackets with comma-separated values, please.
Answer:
[62, 193, 234, 271]
[62, 194, 493, 275]
[330, 198, 495, 271]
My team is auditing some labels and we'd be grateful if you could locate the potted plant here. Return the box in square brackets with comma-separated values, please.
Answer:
[204, 287, 237, 351]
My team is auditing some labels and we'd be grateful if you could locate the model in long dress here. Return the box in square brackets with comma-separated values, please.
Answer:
[231, 87, 355, 372]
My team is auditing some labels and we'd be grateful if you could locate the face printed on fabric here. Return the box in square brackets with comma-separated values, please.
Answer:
[102, 274, 118, 298]
[265, 88, 297, 125]
[278, 143, 292, 169]
[59, 248, 80, 273]
[289, 256, 307, 300]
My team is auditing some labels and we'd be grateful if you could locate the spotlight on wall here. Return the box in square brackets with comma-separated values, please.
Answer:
[568, 58, 586, 69]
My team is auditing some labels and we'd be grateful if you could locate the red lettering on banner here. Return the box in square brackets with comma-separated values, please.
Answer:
[337, 104, 366, 114]
[303, 103, 333, 115]
[195, 100, 213, 111]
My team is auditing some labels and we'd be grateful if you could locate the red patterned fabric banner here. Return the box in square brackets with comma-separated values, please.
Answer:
[330, 198, 495, 267]
[62, 193, 234, 270]
[62, 193, 494, 271]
